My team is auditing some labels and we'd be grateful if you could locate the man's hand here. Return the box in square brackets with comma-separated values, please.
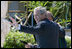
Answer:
[10, 17, 18, 25]
[25, 43, 32, 48]
[9, 17, 19, 29]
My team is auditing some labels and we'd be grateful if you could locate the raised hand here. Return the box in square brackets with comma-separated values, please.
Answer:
[9, 17, 18, 28]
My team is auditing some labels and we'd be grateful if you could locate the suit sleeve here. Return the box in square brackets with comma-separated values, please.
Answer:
[19, 23, 45, 35]
[59, 27, 65, 38]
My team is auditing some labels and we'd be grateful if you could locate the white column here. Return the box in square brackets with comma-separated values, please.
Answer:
[1, 1, 8, 18]
[1, 1, 11, 48]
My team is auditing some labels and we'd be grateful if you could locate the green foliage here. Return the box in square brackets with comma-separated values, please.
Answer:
[3, 29, 35, 48]
[65, 36, 71, 48]
[3, 29, 71, 48]
[19, 1, 71, 27]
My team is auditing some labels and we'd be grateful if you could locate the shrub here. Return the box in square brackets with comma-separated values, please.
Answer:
[3, 29, 35, 48]
[3, 29, 71, 48]
[65, 36, 71, 48]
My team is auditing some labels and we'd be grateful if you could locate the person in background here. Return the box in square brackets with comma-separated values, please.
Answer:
[46, 11, 67, 48]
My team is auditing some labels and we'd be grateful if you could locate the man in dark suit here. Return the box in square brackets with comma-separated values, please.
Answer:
[11, 6, 60, 48]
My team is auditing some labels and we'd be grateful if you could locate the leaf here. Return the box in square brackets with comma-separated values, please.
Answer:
[40, 2, 43, 6]
[44, 1, 48, 6]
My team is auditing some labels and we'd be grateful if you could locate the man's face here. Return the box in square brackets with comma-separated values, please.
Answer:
[34, 10, 40, 23]
[47, 11, 53, 21]
[48, 16, 53, 21]
[34, 10, 47, 23]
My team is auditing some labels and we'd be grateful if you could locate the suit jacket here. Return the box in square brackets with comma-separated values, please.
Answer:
[19, 18, 60, 48]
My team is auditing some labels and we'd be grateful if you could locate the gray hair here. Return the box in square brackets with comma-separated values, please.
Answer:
[34, 6, 46, 15]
